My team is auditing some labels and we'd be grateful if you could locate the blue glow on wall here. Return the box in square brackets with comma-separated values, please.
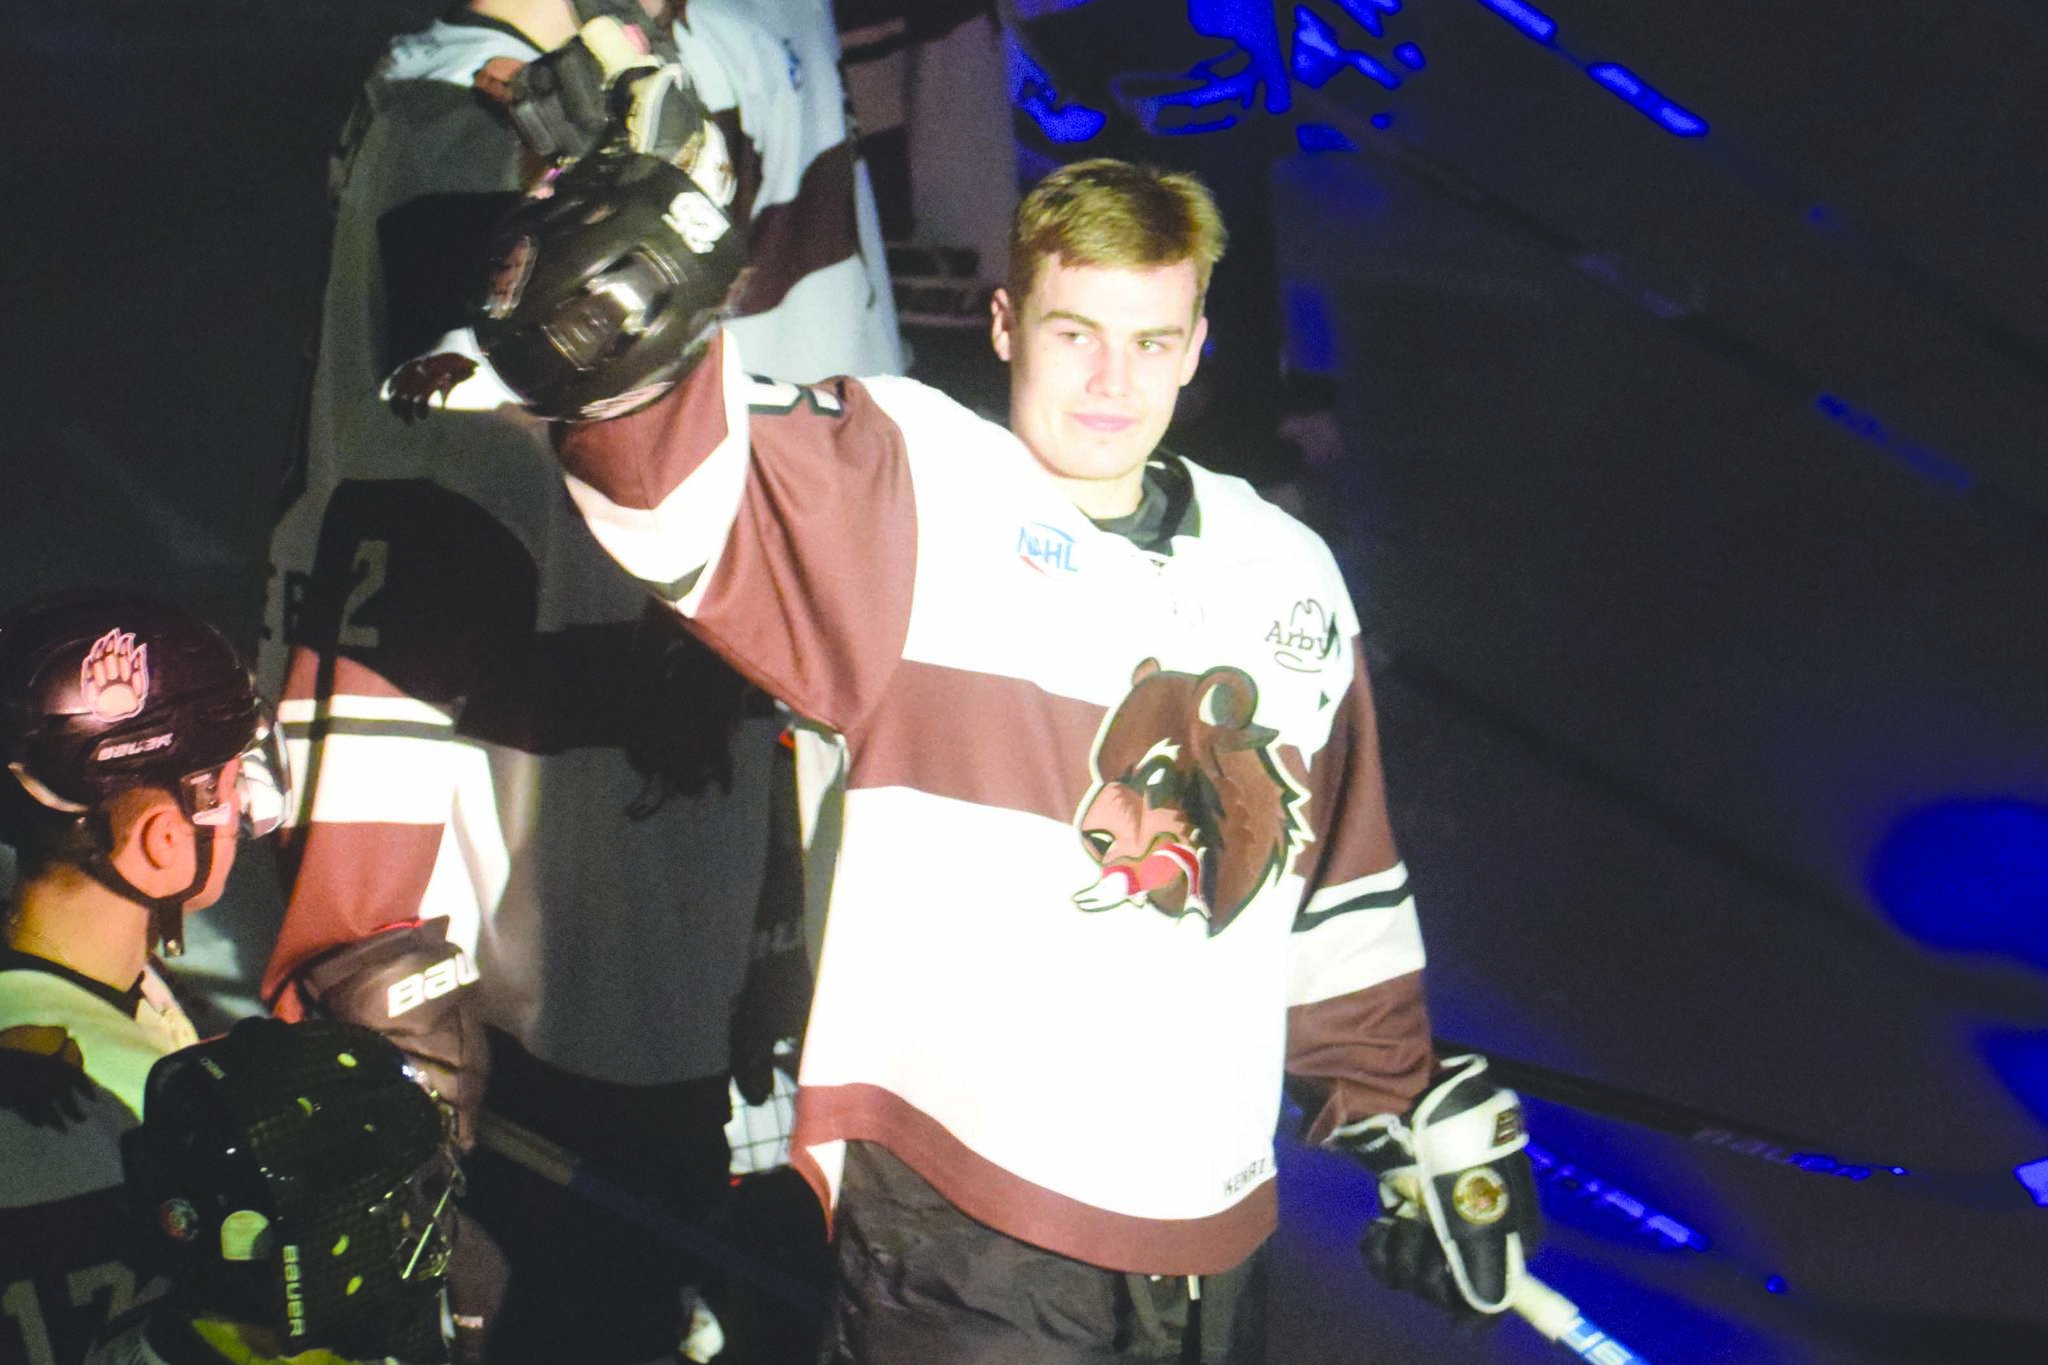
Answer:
[1010, 38, 1108, 143]
[1295, 122, 1357, 153]
[1868, 798, 2048, 970]
[1294, 6, 1403, 90]
[1125, 1, 1422, 135]
[1588, 64, 1709, 137]
[1286, 283, 1338, 369]
[1477, 0, 1557, 43]
[1982, 1032, 2048, 1128]
[1815, 393, 1976, 492]
[2016, 1156, 2048, 1207]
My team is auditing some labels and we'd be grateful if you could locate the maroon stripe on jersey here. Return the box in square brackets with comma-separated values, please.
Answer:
[281, 648, 411, 704]
[736, 140, 862, 317]
[557, 333, 735, 512]
[1285, 971, 1433, 1143]
[1292, 642, 1400, 891]
[262, 822, 445, 1007]
[687, 374, 917, 732]
[848, 660, 1107, 824]
[794, 1084, 1278, 1275]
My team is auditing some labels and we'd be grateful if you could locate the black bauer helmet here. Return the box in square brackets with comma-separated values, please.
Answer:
[472, 147, 748, 421]
[123, 1018, 461, 1362]
[0, 590, 289, 952]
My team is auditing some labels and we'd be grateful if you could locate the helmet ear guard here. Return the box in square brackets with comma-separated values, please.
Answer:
[123, 1019, 462, 1361]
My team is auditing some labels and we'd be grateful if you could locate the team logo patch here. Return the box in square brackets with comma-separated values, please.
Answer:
[1018, 522, 1078, 575]
[1073, 659, 1306, 935]
[1268, 599, 1340, 673]
[1452, 1166, 1511, 1225]
[483, 235, 536, 320]
[81, 628, 149, 721]
[158, 1198, 201, 1242]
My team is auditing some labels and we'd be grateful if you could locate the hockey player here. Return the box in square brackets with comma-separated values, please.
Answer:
[256, 3, 890, 1361]
[424, 100, 1545, 1356]
[87, 1016, 461, 1365]
[0, 590, 288, 1365]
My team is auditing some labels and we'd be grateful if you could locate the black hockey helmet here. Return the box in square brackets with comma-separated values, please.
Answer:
[124, 1018, 461, 1362]
[0, 590, 289, 949]
[472, 147, 747, 420]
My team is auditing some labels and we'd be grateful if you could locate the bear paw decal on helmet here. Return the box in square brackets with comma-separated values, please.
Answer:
[1073, 659, 1305, 935]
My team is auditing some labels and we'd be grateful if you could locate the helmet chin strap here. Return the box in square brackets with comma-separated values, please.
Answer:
[80, 812, 214, 960]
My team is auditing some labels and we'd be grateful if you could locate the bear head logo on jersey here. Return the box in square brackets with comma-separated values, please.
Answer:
[1072, 659, 1306, 935]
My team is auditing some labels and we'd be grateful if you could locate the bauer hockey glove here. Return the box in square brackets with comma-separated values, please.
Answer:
[293, 920, 487, 1149]
[1332, 1053, 1541, 1320]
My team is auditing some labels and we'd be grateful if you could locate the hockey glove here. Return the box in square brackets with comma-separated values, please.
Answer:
[486, 16, 733, 205]
[293, 920, 487, 1149]
[1333, 1053, 1540, 1320]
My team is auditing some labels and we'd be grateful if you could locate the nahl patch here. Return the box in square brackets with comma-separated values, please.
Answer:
[387, 955, 480, 1018]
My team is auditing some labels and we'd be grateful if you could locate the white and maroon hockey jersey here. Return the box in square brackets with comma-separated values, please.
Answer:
[555, 332, 1436, 1274]
[259, 11, 900, 1088]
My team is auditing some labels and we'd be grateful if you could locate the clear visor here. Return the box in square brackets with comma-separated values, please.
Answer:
[180, 712, 291, 837]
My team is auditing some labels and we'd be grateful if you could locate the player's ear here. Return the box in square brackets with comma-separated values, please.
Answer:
[991, 288, 1016, 363]
[109, 788, 194, 894]
[1179, 313, 1208, 386]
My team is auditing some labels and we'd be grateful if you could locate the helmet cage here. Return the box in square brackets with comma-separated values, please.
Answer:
[126, 1021, 461, 1361]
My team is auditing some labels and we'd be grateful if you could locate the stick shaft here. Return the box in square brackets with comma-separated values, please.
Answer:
[1514, 1274, 1654, 1364]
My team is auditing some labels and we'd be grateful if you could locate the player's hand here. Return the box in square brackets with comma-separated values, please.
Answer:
[388, 353, 479, 424]
[1332, 1055, 1540, 1320]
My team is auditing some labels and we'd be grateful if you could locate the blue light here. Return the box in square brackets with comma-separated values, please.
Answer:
[1295, 123, 1357, 153]
[1589, 62, 1643, 98]
[1293, 7, 1404, 91]
[1588, 64, 1710, 138]
[1869, 799, 2048, 968]
[1765, 1276, 1788, 1295]
[1009, 40, 1107, 144]
[1983, 1033, 2048, 1128]
[1815, 394, 1976, 492]
[1475, 0, 1557, 44]
[1370, 110, 1394, 128]
[1333, 0, 1386, 37]
[1286, 282, 1339, 370]
[1393, 42, 1426, 70]
[1653, 102, 1709, 136]
[2016, 1157, 2048, 1207]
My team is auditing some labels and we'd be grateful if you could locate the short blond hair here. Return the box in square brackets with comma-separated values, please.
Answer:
[1007, 158, 1228, 313]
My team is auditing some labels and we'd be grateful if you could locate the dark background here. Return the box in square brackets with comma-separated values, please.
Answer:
[6, 2, 2047, 1360]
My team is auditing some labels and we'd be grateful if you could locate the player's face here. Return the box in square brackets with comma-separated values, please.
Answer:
[185, 757, 243, 911]
[993, 255, 1207, 518]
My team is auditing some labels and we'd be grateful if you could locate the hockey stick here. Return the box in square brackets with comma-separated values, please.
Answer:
[1514, 1274, 1655, 1365]
[474, 1110, 829, 1313]
[1441, 1039, 2042, 1212]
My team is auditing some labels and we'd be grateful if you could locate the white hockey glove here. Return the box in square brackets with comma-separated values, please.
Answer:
[1332, 1054, 1541, 1320]
[489, 17, 734, 208]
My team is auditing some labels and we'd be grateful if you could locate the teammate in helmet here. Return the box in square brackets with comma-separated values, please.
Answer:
[87, 1017, 461, 1365]
[1, 589, 288, 1365]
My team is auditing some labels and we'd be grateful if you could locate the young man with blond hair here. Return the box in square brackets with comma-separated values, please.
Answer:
[438, 137, 1540, 1358]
